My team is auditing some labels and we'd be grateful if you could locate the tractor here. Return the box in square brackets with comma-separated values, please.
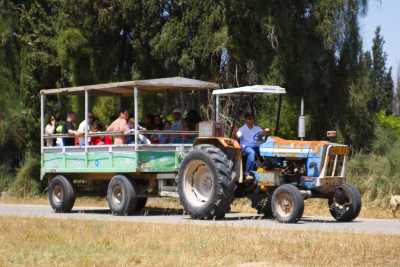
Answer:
[178, 85, 361, 223]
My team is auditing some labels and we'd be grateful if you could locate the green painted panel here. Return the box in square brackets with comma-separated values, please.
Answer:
[138, 151, 178, 172]
[41, 150, 180, 174]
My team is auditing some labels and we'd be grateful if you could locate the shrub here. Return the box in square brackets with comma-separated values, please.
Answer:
[9, 154, 40, 197]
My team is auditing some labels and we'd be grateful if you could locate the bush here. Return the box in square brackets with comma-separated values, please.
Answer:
[0, 165, 13, 192]
[9, 154, 40, 197]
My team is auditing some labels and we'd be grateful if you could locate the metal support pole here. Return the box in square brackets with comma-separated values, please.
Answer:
[84, 89, 89, 152]
[40, 94, 45, 153]
[134, 87, 138, 151]
[275, 95, 282, 136]
[215, 95, 219, 123]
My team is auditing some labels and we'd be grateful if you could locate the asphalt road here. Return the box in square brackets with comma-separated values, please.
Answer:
[0, 203, 399, 235]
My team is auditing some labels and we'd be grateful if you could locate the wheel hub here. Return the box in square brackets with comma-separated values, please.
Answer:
[52, 185, 64, 205]
[183, 160, 214, 207]
[276, 193, 294, 217]
[112, 185, 123, 205]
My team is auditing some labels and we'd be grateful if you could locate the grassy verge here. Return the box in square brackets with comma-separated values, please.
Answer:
[0, 195, 395, 219]
[0, 217, 399, 267]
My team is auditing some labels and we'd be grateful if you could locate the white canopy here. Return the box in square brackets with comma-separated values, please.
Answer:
[212, 85, 286, 95]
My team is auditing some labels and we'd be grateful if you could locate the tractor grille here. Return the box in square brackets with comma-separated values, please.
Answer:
[323, 146, 347, 177]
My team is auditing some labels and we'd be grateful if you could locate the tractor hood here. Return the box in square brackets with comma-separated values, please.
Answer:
[259, 136, 348, 158]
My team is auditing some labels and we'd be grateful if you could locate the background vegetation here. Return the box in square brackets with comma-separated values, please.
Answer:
[0, 0, 398, 204]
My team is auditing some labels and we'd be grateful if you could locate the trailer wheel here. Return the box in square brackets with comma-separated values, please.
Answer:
[272, 184, 304, 223]
[329, 184, 361, 222]
[107, 175, 137, 216]
[178, 145, 236, 220]
[48, 175, 76, 213]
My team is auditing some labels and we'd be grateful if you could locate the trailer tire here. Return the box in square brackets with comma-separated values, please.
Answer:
[107, 175, 137, 216]
[178, 144, 236, 220]
[48, 175, 76, 213]
[329, 184, 361, 222]
[272, 184, 304, 223]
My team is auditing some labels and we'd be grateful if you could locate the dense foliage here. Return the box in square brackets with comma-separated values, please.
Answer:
[0, 0, 397, 197]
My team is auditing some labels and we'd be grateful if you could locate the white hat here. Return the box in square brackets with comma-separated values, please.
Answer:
[172, 108, 181, 114]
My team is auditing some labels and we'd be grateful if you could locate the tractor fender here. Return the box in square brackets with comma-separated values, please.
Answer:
[193, 137, 243, 183]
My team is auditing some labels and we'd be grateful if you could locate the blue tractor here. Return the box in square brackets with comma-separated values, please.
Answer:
[210, 86, 361, 223]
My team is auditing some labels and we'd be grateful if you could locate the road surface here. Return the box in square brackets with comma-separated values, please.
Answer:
[0, 203, 399, 235]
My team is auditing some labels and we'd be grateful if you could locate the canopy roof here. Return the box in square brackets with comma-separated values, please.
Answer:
[212, 85, 286, 96]
[40, 77, 219, 96]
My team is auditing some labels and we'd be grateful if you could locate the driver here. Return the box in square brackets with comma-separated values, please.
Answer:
[236, 113, 270, 180]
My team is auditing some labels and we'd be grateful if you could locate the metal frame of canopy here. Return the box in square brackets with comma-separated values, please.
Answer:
[212, 85, 287, 135]
[40, 77, 219, 155]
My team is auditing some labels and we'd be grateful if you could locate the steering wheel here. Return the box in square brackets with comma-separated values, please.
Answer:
[253, 131, 267, 144]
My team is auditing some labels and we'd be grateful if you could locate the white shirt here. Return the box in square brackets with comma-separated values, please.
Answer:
[237, 124, 263, 148]
[77, 120, 90, 145]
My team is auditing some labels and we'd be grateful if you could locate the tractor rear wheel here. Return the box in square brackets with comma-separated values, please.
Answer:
[178, 144, 236, 220]
[329, 184, 361, 222]
[48, 175, 76, 213]
[272, 184, 304, 223]
[107, 175, 138, 216]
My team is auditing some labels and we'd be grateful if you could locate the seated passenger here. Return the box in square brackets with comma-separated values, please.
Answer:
[171, 108, 182, 131]
[126, 117, 146, 144]
[106, 108, 129, 144]
[89, 119, 104, 145]
[77, 112, 93, 145]
[45, 115, 56, 147]
[159, 120, 171, 144]
[236, 113, 270, 180]
[62, 112, 78, 146]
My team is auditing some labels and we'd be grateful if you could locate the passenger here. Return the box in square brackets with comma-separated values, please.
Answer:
[160, 120, 171, 144]
[77, 112, 93, 145]
[236, 113, 270, 180]
[107, 108, 129, 145]
[89, 119, 104, 145]
[181, 118, 195, 143]
[55, 124, 64, 147]
[149, 114, 164, 143]
[186, 109, 201, 129]
[143, 114, 154, 130]
[62, 112, 78, 146]
[171, 108, 183, 131]
[153, 114, 164, 130]
[45, 115, 56, 147]
[126, 117, 146, 144]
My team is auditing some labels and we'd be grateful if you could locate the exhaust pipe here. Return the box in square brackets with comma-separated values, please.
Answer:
[298, 97, 305, 140]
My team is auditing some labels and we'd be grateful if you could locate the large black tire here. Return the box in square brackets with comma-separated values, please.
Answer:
[178, 144, 236, 220]
[48, 175, 76, 213]
[135, 197, 147, 212]
[329, 184, 362, 222]
[272, 184, 304, 223]
[107, 175, 137, 216]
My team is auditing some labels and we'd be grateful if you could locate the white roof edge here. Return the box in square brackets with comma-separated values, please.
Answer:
[212, 85, 286, 95]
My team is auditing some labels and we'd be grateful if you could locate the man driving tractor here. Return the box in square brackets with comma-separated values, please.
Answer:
[236, 113, 270, 180]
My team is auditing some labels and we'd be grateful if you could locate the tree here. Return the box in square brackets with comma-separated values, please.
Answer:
[371, 26, 393, 113]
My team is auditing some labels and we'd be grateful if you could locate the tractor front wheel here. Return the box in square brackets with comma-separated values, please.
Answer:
[329, 184, 361, 222]
[272, 184, 304, 223]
